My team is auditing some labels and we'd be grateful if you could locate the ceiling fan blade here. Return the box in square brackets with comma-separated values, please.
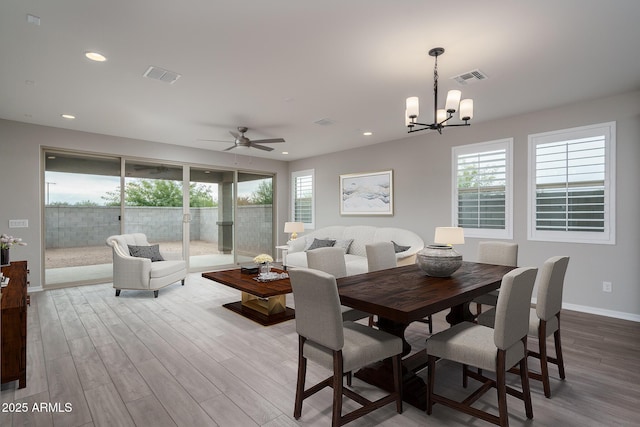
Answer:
[197, 138, 233, 143]
[251, 138, 285, 144]
[250, 143, 274, 152]
[223, 145, 236, 151]
[229, 131, 240, 139]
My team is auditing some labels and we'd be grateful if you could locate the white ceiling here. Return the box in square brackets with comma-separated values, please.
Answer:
[1, 1, 639, 160]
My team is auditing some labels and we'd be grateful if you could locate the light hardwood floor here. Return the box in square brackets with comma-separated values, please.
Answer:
[1, 273, 638, 427]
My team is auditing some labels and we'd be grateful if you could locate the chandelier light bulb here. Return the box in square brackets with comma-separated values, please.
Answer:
[436, 109, 448, 125]
[460, 99, 474, 121]
[406, 97, 419, 118]
[445, 90, 461, 113]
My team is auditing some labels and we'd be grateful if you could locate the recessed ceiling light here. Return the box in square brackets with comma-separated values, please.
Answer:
[363, 131, 373, 136]
[61, 114, 76, 119]
[282, 151, 289, 155]
[85, 51, 107, 62]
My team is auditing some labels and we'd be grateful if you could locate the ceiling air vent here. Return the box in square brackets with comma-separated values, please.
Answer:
[143, 66, 181, 84]
[452, 69, 488, 85]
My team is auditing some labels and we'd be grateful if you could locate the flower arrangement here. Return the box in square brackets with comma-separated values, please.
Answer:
[253, 253, 273, 264]
[0, 234, 27, 250]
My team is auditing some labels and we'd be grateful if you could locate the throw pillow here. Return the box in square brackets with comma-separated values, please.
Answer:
[128, 244, 164, 262]
[333, 238, 354, 254]
[391, 240, 411, 253]
[306, 238, 336, 251]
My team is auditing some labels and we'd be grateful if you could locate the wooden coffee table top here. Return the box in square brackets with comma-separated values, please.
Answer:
[202, 268, 291, 298]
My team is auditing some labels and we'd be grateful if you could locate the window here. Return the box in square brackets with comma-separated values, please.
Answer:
[291, 169, 314, 229]
[452, 139, 513, 239]
[528, 122, 615, 244]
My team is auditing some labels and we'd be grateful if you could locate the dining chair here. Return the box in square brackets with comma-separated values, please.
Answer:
[289, 268, 403, 426]
[306, 247, 370, 322]
[473, 241, 519, 315]
[478, 256, 570, 398]
[426, 267, 537, 427]
[365, 242, 434, 333]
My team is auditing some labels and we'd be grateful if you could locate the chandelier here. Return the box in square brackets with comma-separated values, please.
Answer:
[405, 47, 473, 134]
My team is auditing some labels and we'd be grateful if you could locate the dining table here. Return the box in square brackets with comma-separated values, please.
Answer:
[336, 261, 516, 409]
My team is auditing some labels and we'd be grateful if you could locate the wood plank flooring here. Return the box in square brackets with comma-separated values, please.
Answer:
[1, 273, 639, 426]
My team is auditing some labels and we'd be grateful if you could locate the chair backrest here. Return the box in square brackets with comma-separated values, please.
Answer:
[493, 267, 538, 350]
[477, 241, 518, 267]
[366, 241, 397, 272]
[536, 256, 570, 322]
[289, 268, 344, 350]
[306, 247, 348, 279]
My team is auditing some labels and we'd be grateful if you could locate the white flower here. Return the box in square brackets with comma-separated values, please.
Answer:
[0, 234, 27, 250]
[253, 253, 273, 264]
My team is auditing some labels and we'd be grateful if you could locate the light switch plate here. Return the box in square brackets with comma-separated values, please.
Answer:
[9, 219, 29, 228]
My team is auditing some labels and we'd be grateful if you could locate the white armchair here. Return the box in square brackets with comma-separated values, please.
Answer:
[106, 233, 187, 298]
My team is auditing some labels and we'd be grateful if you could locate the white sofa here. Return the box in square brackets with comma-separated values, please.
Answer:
[106, 233, 187, 298]
[285, 225, 424, 276]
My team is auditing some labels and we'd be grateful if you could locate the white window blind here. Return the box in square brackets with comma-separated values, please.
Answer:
[528, 122, 615, 244]
[292, 169, 314, 228]
[452, 139, 513, 239]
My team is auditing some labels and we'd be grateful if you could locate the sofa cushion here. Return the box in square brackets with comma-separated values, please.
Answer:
[128, 244, 164, 262]
[306, 238, 336, 251]
[149, 260, 187, 278]
[391, 240, 411, 253]
[334, 238, 354, 253]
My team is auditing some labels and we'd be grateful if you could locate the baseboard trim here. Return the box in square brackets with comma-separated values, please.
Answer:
[532, 297, 640, 322]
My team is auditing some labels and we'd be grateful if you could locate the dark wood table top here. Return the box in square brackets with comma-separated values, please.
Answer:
[337, 262, 515, 324]
[202, 268, 291, 298]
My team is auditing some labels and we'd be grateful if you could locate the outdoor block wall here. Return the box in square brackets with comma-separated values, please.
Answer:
[45, 205, 272, 254]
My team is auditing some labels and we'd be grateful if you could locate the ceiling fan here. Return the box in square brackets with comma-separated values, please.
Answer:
[200, 126, 285, 151]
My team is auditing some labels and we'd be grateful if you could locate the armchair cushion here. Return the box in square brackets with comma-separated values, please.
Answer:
[128, 244, 164, 262]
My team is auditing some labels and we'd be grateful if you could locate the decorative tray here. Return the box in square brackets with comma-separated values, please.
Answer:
[253, 272, 289, 282]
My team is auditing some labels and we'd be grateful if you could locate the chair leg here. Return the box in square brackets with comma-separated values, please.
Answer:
[115, 289, 121, 297]
[392, 354, 403, 414]
[346, 371, 352, 387]
[462, 364, 468, 388]
[538, 320, 551, 398]
[426, 355, 436, 415]
[496, 350, 508, 427]
[428, 315, 433, 334]
[153, 290, 159, 298]
[332, 351, 344, 427]
[554, 314, 566, 380]
[520, 337, 534, 419]
[476, 302, 482, 316]
[294, 337, 306, 419]
[181, 279, 185, 286]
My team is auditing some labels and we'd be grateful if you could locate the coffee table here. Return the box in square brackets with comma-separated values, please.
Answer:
[202, 267, 294, 326]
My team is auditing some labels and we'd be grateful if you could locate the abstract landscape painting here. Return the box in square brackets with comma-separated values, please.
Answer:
[340, 170, 393, 215]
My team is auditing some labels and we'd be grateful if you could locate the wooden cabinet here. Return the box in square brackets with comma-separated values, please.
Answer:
[1, 260, 28, 389]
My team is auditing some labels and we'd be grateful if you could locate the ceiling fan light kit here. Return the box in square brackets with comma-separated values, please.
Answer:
[405, 47, 474, 134]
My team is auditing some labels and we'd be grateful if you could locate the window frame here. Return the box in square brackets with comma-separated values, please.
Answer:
[451, 138, 513, 240]
[291, 169, 315, 230]
[527, 121, 616, 244]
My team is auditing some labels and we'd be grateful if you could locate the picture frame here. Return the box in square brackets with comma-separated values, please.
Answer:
[339, 170, 393, 216]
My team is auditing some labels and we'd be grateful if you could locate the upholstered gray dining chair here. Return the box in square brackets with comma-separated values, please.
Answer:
[365, 242, 434, 332]
[289, 268, 403, 426]
[473, 241, 519, 315]
[478, 256, 570, 398]
[306, 247, 370, 322]
[426, 267, 537, 427]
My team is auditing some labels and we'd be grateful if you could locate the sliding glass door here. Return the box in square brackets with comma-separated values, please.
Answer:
[188, 167, 236, 271]
[236, 172, 274, 264]
[123, 161, 184, 255]
[44, 151, 121, 286]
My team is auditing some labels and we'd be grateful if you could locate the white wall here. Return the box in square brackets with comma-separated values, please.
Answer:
[0, 120, 291, 289]
[288, 90, 640, 320]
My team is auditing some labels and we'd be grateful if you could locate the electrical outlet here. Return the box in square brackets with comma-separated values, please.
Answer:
[602, 281, 612, 293]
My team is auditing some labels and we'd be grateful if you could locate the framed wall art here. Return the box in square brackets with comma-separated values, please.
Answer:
[339, 170, 393, 215]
